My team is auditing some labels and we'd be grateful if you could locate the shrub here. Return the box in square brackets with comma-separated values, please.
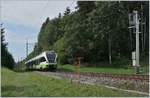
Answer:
[112, 56, 130, 68]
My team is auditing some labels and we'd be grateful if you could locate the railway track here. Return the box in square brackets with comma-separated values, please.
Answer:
[37, 70, 149, 93]
[56, 70, 149, 82]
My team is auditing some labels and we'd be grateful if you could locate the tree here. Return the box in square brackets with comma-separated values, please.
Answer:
[64, 7, 70, 16]
[1, 24, 15, 69]
[77, 1, 96, 18]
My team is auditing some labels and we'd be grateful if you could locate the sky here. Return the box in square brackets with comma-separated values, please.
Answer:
[1, 0, 77, 62]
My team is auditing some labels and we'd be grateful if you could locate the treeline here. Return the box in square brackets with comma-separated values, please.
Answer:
[1, 25, 15, 69]
[27, 1, 149, 67]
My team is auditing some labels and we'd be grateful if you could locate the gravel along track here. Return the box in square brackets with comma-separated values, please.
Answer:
[36, 71, 149, 94]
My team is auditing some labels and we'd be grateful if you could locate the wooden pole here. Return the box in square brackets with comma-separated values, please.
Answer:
[76, 57, 81, 84]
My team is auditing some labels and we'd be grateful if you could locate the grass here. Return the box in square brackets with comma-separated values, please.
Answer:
[1, 67, 148, 97]
[58, 64, 149, 75]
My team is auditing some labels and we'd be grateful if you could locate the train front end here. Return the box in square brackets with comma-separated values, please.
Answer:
[46, 51, 57, 71]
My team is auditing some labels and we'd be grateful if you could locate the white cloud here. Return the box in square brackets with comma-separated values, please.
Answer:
[5, 29, 24, 44]
[1, 0, 77, 28]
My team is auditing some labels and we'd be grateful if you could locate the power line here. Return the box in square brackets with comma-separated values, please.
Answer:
[26, 38, 28, 58]
[26, 38, 36, 58]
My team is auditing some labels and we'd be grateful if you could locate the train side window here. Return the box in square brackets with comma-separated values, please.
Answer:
[37, 59, 40, 64]
[33, 61, 36, 65]
[32, 61, 34, 65]
[35, 60, 37, 65]
[40, 57, 46, 62]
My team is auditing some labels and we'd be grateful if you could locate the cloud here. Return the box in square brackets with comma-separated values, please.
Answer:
[5, 29, 36, 44]
[4, 22, 38, 43]
[1, 0, 77, 28]
[5, 29, 25, 44]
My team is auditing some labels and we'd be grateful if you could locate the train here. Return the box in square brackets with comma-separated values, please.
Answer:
[25, 50, 57, 71]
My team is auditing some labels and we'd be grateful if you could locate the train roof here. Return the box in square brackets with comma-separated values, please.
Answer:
[25, 51, 56, 64]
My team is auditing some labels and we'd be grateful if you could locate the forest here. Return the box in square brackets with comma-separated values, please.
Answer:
[25, 1, 149, 68]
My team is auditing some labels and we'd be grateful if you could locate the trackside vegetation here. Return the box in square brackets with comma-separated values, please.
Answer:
[1, 68, 148, 97]
[26, 1, 149, 69]
[58, 64, 149, 75]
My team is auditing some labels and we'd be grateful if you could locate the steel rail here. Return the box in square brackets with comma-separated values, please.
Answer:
[56, 71, 149, 82]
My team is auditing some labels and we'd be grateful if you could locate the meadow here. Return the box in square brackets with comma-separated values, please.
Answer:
[1, 67, 147, 97]
[58, 64, 149, 75]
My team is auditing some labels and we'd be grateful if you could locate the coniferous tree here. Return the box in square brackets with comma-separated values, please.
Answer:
[1, 24, 15, 69]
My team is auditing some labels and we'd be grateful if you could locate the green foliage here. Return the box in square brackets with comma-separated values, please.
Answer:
[28, 1, 148, 68]
[54, 37, 67, 64]
[14, 59, 27, 72]
[112, 56, 130, 68]
[38, 16, 63, 51]
[77, 1, 96, 17]
[2, 68, 147, 97]
[1, 26, 15, 69]
[58, 64, 148, 75]
[64, 7, 70, 16]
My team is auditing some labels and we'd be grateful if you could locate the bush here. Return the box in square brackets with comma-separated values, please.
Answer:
[14, 61, 26, 72]
[112, 56, 130, 68]
[53, 37, 68, 64]
[1, 50, 15, 70]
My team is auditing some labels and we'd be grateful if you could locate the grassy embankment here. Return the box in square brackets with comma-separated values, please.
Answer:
[58, 64, 149, 75]
[58, 56, 149, 75]
[1, 67, 147, 97]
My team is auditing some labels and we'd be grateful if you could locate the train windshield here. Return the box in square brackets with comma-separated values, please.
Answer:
[46, 52, 56, 63]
